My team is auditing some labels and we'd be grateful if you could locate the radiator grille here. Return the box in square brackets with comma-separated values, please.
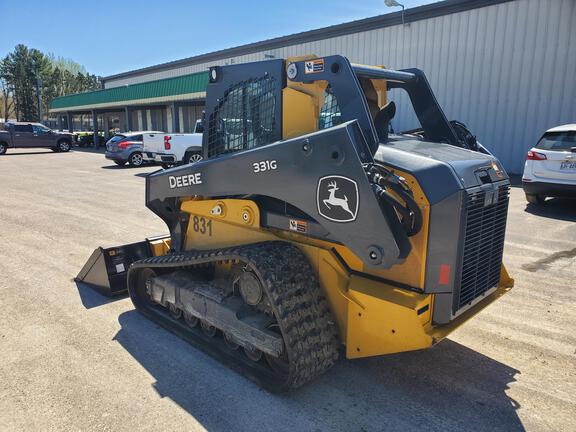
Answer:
[455, 184, 509, 313]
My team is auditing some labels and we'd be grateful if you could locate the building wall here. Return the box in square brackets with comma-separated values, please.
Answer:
[104, 0, 576, 172]
[178, 105, 204, 133]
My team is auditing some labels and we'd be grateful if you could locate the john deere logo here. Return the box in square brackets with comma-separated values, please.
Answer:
[317, 176, 359, 222]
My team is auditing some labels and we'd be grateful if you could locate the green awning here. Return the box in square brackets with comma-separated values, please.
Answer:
[50, 71, 209, 112]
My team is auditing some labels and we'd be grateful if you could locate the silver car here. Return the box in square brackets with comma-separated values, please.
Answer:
[105, 131, 162, 167]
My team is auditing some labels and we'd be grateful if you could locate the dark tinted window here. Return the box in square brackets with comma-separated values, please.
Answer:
[536, 131, 576, 151]
[32, 124, 50, 134]
[108, 134, 126, 143]
[14, 124, 33, 133]
[130, 135, 143, 142]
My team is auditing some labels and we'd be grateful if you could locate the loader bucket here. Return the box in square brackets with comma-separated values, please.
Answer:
[75, 235, 169, 297]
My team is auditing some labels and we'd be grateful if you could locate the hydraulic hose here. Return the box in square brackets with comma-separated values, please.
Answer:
[369, 164, 423, 237]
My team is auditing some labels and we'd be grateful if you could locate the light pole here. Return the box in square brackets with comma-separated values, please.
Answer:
[384, 0, 406, 26]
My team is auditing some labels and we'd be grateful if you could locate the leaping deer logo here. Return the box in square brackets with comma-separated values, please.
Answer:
[323, 181, 355, 218]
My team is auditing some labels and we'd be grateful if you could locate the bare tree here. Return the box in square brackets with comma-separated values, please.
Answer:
[0, 77, 15, 122]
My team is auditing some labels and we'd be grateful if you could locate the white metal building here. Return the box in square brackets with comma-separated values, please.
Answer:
[52, 0, 576, 173]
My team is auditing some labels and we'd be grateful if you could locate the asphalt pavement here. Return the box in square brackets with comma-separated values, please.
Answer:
[0, 148, 574, 431]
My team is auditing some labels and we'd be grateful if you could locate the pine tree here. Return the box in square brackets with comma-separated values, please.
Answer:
[0, 44, 102, 122]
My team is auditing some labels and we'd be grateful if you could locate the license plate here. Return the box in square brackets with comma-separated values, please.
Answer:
[560, 161, 576, 170]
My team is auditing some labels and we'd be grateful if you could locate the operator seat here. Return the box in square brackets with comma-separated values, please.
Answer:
[374, 101, 396, 142]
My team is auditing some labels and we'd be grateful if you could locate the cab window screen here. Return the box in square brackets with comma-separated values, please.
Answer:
[319, 86, 342, 130]
[207, 77, 277, 158]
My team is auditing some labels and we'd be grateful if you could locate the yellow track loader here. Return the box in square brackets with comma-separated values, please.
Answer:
[77, 55, 514, 391]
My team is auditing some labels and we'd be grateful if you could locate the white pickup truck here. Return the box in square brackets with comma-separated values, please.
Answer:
[142, 132, 203, 167]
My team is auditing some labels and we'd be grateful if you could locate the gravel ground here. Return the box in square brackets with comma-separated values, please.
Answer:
[0, 148, 574, 431]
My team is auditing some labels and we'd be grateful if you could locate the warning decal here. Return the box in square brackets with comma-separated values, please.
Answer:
[289, 219, 308, 233]
[304, 59, 325, 74]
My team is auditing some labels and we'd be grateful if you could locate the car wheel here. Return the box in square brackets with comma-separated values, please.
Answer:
[114, 160, 127, 166]
[184, 151, 203, 165]
[58, 140, 71, 152]
[128, 152, 144, 167]
[0, 143, 8, 155]
[525, 193, 545, 205]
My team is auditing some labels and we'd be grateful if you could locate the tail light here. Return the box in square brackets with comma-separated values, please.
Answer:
[526, 150, 547, 160]
[118, 140, 138, 149]
[164, 135, 171, 150]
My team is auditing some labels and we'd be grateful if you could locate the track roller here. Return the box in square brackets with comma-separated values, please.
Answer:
[184, 311, 199, 328]
[127, 241, 340, 391]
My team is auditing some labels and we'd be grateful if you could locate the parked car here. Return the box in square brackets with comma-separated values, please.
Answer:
[142, 132, 202, 167]
[105, 131, 162, 167]
[522, 124, 576, 204]
[0, 122, 75, 155]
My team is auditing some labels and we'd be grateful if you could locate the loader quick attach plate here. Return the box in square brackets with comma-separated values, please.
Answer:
[75, 235, 169, 296]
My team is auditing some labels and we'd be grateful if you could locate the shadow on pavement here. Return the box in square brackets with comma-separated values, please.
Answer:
[114, 310, 524, 432]
[2, 150, 57, 156]
[73, 146, 106, 154]
[101, 164, 156, 171]
[101, 164, 127, 170]
[75, 281, 126, 309]
[134, 172, 151, 178]
[524, 198, 576, 222]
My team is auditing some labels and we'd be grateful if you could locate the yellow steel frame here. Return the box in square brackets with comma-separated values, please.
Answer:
[175, 197, 513, 359]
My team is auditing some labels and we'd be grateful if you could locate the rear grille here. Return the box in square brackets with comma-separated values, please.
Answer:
[454, 184, 510, 313]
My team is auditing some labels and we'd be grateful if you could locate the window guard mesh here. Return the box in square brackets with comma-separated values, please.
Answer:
[207, 77, 277, 158]
[319, 85, 342, 130]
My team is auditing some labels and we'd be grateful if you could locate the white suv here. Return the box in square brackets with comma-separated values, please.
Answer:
[522, 124, 576, 204]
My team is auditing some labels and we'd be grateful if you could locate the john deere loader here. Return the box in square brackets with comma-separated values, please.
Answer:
[77, 55, 513, 391]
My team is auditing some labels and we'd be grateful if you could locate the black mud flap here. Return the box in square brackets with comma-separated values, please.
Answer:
[75, 235, 169, 297]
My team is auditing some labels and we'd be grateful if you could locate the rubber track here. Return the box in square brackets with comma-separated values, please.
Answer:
[127, 241, 339, 391]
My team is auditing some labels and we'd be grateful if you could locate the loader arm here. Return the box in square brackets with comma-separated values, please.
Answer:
[146, 121, 411, 269]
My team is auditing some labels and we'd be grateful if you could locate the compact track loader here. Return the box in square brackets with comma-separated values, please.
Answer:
[78, 55, 514, 391]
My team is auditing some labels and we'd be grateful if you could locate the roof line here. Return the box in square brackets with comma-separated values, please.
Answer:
[103, 0, 514, 82]
[52, 70, 208, 103]
[49, 92, 206, 113]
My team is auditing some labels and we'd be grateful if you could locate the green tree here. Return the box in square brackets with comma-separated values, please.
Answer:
[0, 44, 102, 122]
[0, 75, 15, 122]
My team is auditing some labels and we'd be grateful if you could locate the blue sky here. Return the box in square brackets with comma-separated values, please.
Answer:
[2, 0, 436, 77]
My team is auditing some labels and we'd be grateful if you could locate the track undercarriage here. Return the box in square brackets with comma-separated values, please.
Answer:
[127, 241, 339, 391]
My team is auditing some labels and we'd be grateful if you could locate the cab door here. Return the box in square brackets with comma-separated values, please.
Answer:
[12, 124, 34, 147]
[32, 124, 55, 147]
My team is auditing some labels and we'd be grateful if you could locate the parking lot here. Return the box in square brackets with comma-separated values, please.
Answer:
[0, 148, 575, 431]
